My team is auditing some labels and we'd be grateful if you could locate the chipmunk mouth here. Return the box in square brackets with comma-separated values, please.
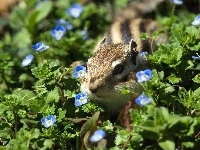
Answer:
[80, 83, 105, 100]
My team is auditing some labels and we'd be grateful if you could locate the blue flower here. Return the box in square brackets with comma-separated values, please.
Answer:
[192, 53, 200, 60]
[73, 65, 86, 78]
[90, 129, 106, 142]
[136, 69, 152, 83]
[41, 115, 56, 128]
[56, 19, 73, 30]
[135, 94, 152, 106]
[67, 3, 83, 18]
[32, 42, 49, 52]
[74, 92, 88, 106]
[171, 0, 183, 5]
[79, 30, 89, 40]
[140, 51, 148, 58]
[191, 15, 200, 26]
[51, 25, 66, 41]
[22, 54, 34, 67]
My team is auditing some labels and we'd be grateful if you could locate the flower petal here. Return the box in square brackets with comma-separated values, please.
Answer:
[90, 129, 106, 142]
[74, 92, 88, 106]
[67, 3, 83, 18]
[41, 115, 56, 128]
[136, 69, 152, 83]
[32, 42, 49, 52]
[51, 25, 66, 40]
[191, 15, 200, 26]
[73, 65, 87, 78]
[22, 54, 34, 67]
[56, 19, 73, 30]
[171, 0, 183, 5]
[135, 94, 152, 106]
[192, 53, 200, 60]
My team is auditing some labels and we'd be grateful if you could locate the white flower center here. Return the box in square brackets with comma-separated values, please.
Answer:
[78, 96, 87, 105]
[55, 30, 64, 40]
[141, 74, 148, 80]
[78, 70, 86, 78]
[140, 98, 149, 105]
[71, 8, 80, 17]
[47, 119, 53, 125]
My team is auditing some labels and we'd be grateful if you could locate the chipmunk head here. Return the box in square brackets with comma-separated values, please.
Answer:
[81, 38, 145, 112]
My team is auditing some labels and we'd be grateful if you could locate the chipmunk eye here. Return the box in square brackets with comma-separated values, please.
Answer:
[113, 64, 124, 75]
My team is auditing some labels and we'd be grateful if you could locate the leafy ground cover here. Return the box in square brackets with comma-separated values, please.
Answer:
[0, 0, 200, 149]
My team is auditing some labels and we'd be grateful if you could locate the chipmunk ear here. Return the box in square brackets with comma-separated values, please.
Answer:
[129, 39, 137, 51]
[99, 37, 106, 45]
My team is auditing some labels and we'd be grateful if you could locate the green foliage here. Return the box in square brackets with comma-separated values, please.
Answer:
[139, 107, 197, 150]
[0, 0, 200, 149]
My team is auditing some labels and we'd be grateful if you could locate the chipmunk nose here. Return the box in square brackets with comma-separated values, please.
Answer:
[89, 78, 98, 93]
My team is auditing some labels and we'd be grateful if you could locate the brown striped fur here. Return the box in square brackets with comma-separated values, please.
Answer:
[104, 18, 160, 52]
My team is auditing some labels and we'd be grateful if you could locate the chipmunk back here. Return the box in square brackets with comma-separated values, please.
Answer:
[81, 0, 166, 113]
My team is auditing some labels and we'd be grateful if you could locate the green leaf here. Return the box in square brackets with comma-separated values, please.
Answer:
[10, 7, 28, 29]
[31, 60, 60, 83]
[154, 107, 169, 127]
[170, 23, 184, 43]
[158, 137, 175, 150]
[29, 128, 40, 139]
[19, 73, 29, 83]
[109, 147, 122, 150]
[13, 29, 31, 54]
[186, 60, 194, 70]
[26, 11, 40, 34]
[130, 134, 143, 149]
[194, 103, 200, 111]
[185, 26, 199, 41]
[115, 130, 130, 145]
[149, 43, 183, 67]
[80, 111, 100, 139]
[35, 1, 53, 23]
[168, 115, 196, 136]
[182, 141, 195, 148]
[80, 111, 100, 149]
[140, 33, 149, 40]
[65, 90, 75, 99]
[192, 74, 200, 83]
[0, 103, 9, 115]
[193, 87, 200, 99]
[189, 42, 200, 51]
[46, 87, 60, 103]
[164, 86, 175, 93]
[157, 70, 164, 80]
[140, 120, 156, 132]
[167, 73, 181, 84]
[139, 120, 159, 140]
[196, 63, 200, 70]
[57, 108, 66, 122]
[42, 139, 54, 150]
[31, 64, 52, 80]
[27, 1, 53, 25]
[26, 1, 52, 34]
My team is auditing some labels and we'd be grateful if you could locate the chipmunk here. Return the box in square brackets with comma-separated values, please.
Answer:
[80, 0, 167, 113]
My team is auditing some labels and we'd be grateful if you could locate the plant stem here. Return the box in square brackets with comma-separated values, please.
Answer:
[13, 107, 18, 138]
